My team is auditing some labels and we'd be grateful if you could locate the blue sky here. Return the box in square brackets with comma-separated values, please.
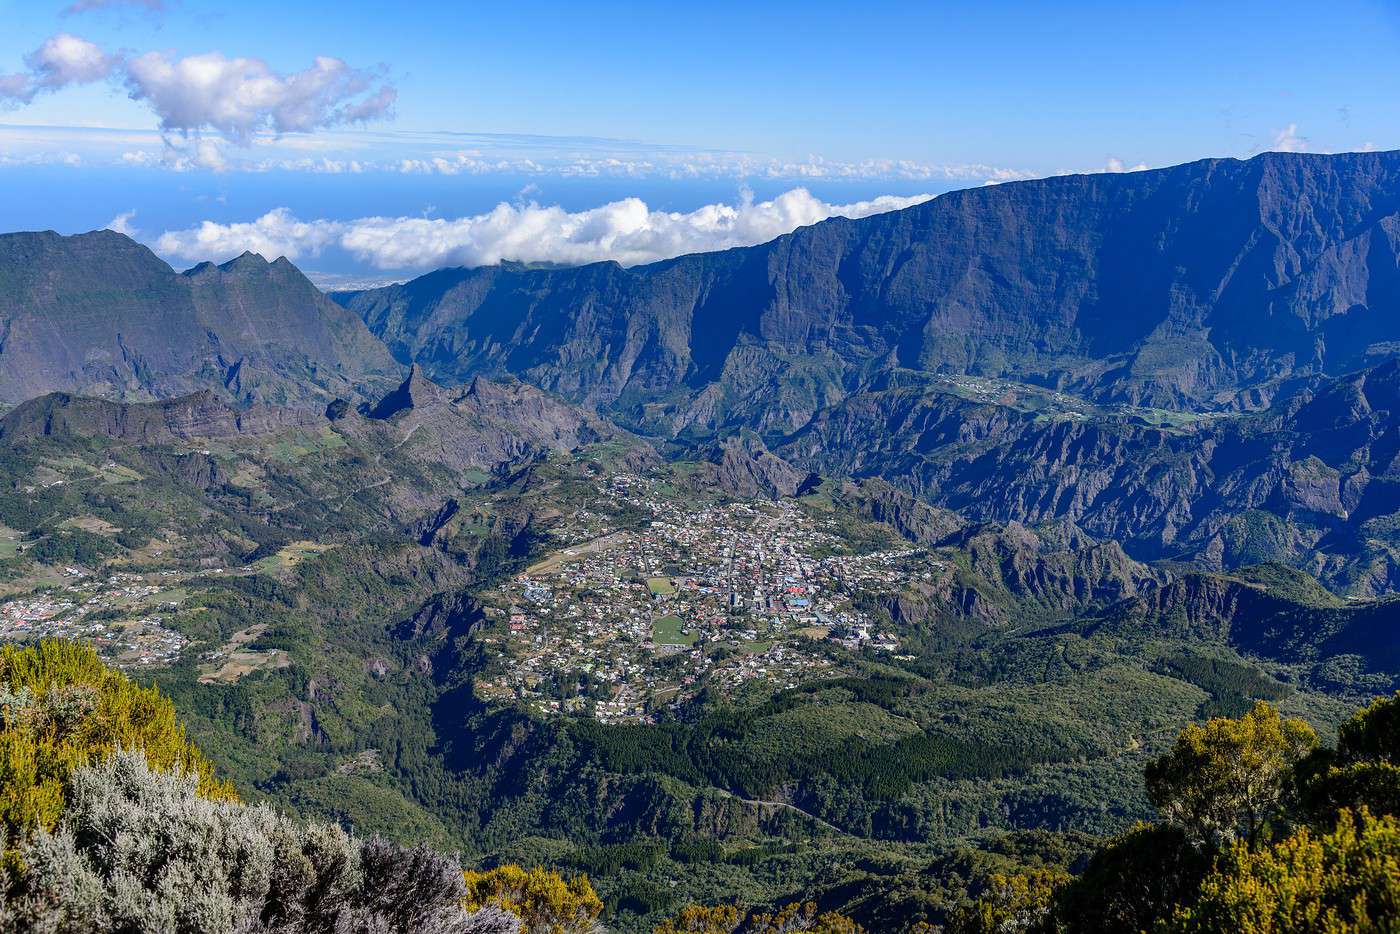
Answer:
[0, 0, 1396, 282]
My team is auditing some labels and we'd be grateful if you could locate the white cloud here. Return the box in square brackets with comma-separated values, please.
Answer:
[0, 149, 83, 167]
[0, 33, 115, 103]
[29, 33, 116, 90]
[1268, 123, 1308, 153]
[1103, 157, 1148, 173]
[156, 207, 342, 262]
[390, 149, 1036, 184]
[123, 51, 396, 143]
[153, 187, 935, 271]
[0, 34, 395, 145]
[183, 138, 226, 171]
[106, 209, 138, 235]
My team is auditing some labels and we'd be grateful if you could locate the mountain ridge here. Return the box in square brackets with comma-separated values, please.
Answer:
[0, 229, 402, 408]
[339, 149, 1400, 436]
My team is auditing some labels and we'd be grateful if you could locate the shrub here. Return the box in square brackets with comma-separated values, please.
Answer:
[1166, 808, 1400, 933]
[1297, 691, 1400, 824]
[944, 869, 1066, 934]
[462, 864, 602, 934]
[653, 902, 863, 934]
[0, 749, 516, 934]
[1145, 701, 1316, 847]
[1051, 823, 1209, 934]
[0, 640, 233, 835]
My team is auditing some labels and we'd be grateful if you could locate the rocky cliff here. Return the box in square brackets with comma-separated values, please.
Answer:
[0, 230, 401, 407]
[341, 150, 1400, 434]
[0, 390, 321, 443]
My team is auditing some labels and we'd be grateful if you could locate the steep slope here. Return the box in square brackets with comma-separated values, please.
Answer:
[777, 359, 1400, 593]
[0, 390, 320, 443]
[0, 230, 401, 407]
[332, 364, 642, 475]
[341, 150, 1400, 434]
[1082, 564, 1400, 676]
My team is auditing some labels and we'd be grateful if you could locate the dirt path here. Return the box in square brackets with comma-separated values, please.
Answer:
[713, 789, 850, 836]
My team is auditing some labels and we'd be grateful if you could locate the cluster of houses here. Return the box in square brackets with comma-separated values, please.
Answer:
[475, 475, 914, 723]
[0, 569, 189, 667]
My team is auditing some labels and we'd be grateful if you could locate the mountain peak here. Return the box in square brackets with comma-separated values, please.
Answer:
[369, 364, 447, 419]
[220, 251, 271, 272]
[0, 229, 400, 408]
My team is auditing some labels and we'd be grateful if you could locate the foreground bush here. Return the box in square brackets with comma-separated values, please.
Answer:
[1167, 807, 1400, 933]
[0, 750, 519, 934]
[1297, 691, 1400, 823]
[952, 697, 1400, 932]
[1050, 823, 1208, 933]
[462, 864, 603, 934]
[0, 641, 232, 834]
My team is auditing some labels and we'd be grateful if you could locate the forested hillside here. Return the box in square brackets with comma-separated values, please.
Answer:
[2, 641, 1395, 932]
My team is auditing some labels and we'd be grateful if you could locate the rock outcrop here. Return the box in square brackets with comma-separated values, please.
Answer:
[0, 231, 401, 407]
[0, 390, 321, 443]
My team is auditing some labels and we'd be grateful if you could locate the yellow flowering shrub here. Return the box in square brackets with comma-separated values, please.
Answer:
[0, 639, 233, 835]
[654, 901, 863, 934]
[1168, 808, 1400, 933]
[462, 863, 603, 934]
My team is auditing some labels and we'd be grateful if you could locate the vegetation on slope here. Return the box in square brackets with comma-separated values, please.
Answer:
[943, 695, 1400, 933]
[0, 640, 603, 934]
[0, 640, 232, 834]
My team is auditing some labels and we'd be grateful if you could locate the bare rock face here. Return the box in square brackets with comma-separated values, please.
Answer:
[394, 590, 486, 641]
[369, 364, 451, 419]
[340, 366, 638, 475]
[0, 231, 402, 407]
[704, 435, 818, 499]
[0, 390, 320, 443]
[343, 151, 1400, 432]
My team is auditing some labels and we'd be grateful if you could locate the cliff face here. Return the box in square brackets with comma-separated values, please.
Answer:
[0, 231, 401, 407]
[775, 358, 1400, 593]
[0, 390, 321, 443]
[335, 365, 636, 475]
[342, 151, 1400, 433]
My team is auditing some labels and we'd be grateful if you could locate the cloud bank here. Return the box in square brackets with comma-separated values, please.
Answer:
[0, 34, 394, 145]
[124, 52, 396, 143]
[152, 187, 934, 271]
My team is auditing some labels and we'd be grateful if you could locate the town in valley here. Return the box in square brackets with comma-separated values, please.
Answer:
[474, 474, 923, 722]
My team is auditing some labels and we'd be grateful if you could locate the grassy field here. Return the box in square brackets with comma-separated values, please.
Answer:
[646, 576, 677, 596]
[99, 463, 143, 483]
[460, 468, 492, 486]
[652, 614, 696, 646]
[0, 526, 19, 560]
[260, 426, 348, 461]
[198, 623, 292, 684]
[253, 541, 334, 575]
[60, 515, 120, 536]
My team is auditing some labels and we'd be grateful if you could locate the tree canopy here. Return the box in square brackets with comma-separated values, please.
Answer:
[1145, 700, 1317, 847]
